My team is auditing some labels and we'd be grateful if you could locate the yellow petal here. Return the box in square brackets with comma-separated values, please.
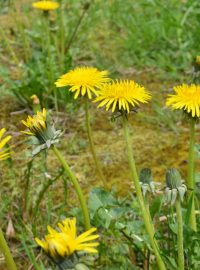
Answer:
[0, 135, 11, 149]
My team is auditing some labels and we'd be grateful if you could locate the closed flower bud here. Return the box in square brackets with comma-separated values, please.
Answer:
[165, 168, 187, 205]
[139, 168, 156, 196]
[166, 168, 182, 189]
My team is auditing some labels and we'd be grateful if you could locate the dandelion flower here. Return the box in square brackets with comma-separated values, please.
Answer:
[55, 67, 110, 99]
[35, 218, 99, 260]
[94, 80, 151, 113]
[21, 108, 47, 136]
[166, 84, 200, 117]
[21, 109, 61, 154]
[32, 1, 59, 11]
[0, 128, 11, 161]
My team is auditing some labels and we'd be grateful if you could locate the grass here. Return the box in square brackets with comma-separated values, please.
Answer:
[0, 0, 200, 269]
[1, 1, 200, 76]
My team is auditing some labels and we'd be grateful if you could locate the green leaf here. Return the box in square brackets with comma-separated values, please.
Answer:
[88, 188, 118, 217]
[150, 195, 163, 219]
[75, 263, 90, 270]
[169, 223, 178, 235]
[185, 193, 194, 225]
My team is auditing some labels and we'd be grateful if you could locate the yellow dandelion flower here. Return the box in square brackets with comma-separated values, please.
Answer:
[0, 128, 12, 161]
[32, 1, 59, 11]
[21, 109, 61, 154]
[55, 67, 110, 99]
[35, 218, 99, 260]
[94, 80, 151, 113]
[166, 84, 200, 117]
[21, 108, 47, 136]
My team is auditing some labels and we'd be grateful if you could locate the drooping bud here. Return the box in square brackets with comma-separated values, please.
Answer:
[139, 168, 156, 196]
[166, 168, 182, 189]
[165, 168, 187, 205]
[139, 168, 152, 184]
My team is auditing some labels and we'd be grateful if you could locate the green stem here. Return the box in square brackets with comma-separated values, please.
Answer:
[0, 228, 18, 270]
[23, 160, 33, 218]
[188, 118, 196, 231]
[59, 1, 65, 70]
[44, 16, 53, 83]
[175, 199, 184, 270]
[64, 1, 92, 54]
[52, 145, 90, 230]
[122, 114, 166, 270]
[44, 15, 58, 111]
[145, 195, 151, 219]
[33, 169, 64, 217]
[84, 99, 107, 189]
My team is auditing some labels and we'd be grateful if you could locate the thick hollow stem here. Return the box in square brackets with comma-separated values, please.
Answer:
[188, 118, 197, 231]
[52, 145, 90, 230]
[0, 228, 18, 270]
[175, 199, 184, 270]
[84, 99, 107, 189]
[122, 114, 166, 270]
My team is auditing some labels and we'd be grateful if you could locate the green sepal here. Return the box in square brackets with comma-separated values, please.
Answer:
[166, 168, 182, 189]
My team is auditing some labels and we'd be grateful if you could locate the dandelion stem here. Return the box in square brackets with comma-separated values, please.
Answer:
[84, 99, 107, 189]
[64, 1, 92, 54]
[33, 169, 64, 217]
[175, 198, 184, 270]
[44, 14, 58, 111]
[52, 145, 91, 230]
[59, 1, 65, 70]
[188, 118, 196, 231]
[122, 114, 166, 270]
[0, 228, 18, 270]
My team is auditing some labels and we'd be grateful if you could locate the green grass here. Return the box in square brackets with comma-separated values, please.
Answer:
[0, 0, 200, 269]
[64, 0, 200, 77]
[1, 0, 200, 81]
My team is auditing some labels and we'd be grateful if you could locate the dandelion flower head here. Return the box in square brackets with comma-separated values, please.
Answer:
[21, 108, 47, 136]
[94, 80, 151, 113]
[35, 218, 99, 260]
[32, 1, 59, 11]
[55, 67, 110, 99]
[0, 128, 12, 161]
[166, 84, 200, 117]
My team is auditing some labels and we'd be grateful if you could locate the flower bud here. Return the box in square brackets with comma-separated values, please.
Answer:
[139, 168, 156, 196]
[165, 168, 187, 205]
[166, 168, 182, 189]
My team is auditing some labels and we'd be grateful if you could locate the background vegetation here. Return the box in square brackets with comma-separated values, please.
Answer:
[0, 0, 200, 269]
